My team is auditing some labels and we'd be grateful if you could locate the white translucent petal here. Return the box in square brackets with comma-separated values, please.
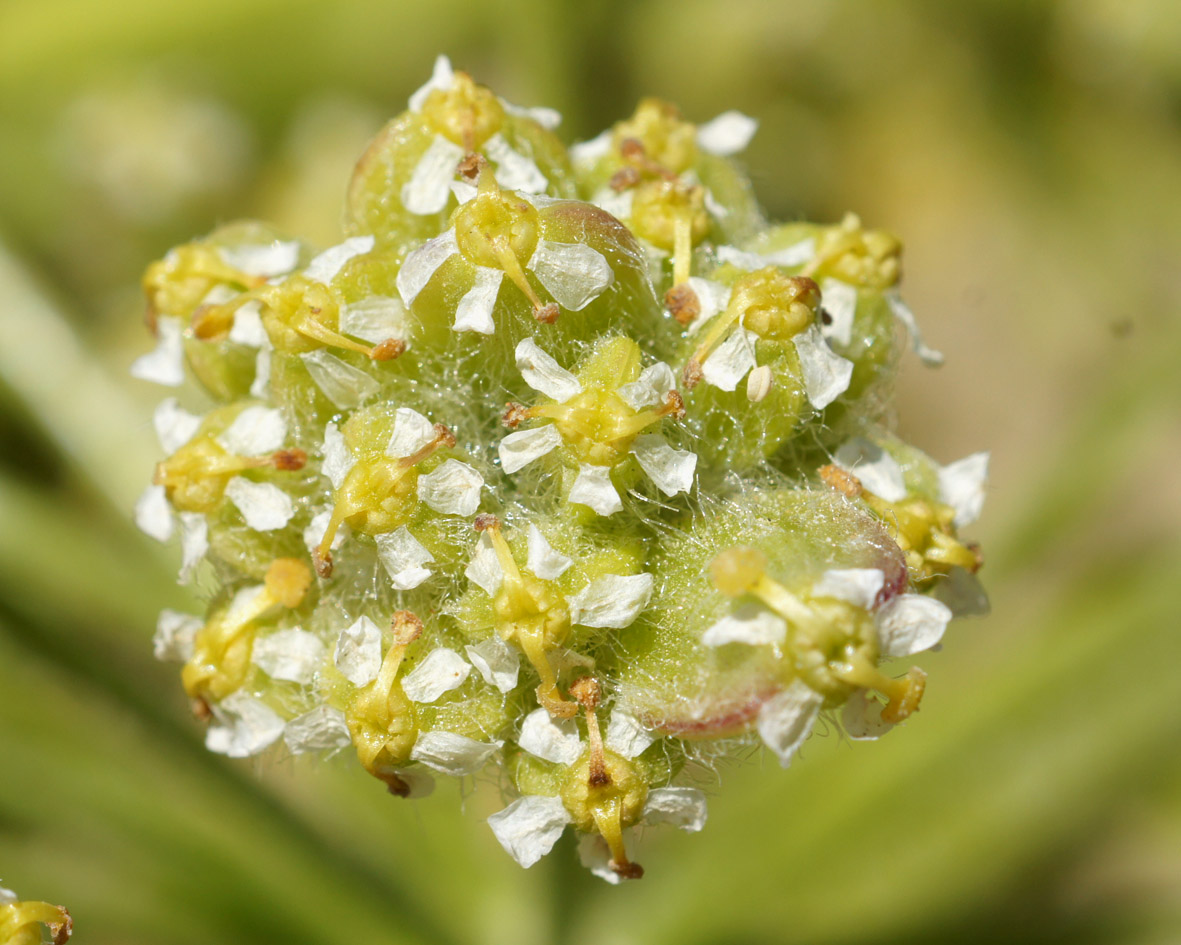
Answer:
[134, 483, 173, 542]
[396, 229, 458, 307]
[618, 362, 676, 410]
[793, 324, 853, 409]
[216, 405, 286, 456]
[401, 647, 471, 704]
[519, 707, 583, 765]
[499, 424, 562, 474]
[219, 240, 299, 278]
[410, 731, 502, 776]
[756, 680, 823, 768]
[228, 300, 268, 347]
[886, 291, 945, 366]
[401, 134, 466, 215]
[302, 509, 347, 556]
[416, 460, 484, 516]
[568, 463, 622, 516]
[304, 235, 374, 285]
[225, 477, 294, 531]
[577, 833, 625, 884]
[500, 99, 562, 130]
[703, 188, 729, 220]
[696, 110, 758, 155]
[527, 240, 614, 311]
[200, 284, 238, 307]
[408, 54, 454, 111]
[250, 343, 271, 398]
[812, 568, 885, 610]
[284, 706, 352, 754]
[376, 526, 435, 590]
[205, 693, 285, 758]
[450, 180, 477, 204]
[702, 607, 787, 647]
[842, 689, 895, 741]
[453, 266, 503, 334]
[938, 451, 990, 527]
[333, 616, 383, 687]
[252, 628, 326, 685]
[487, 795, 571, 868]
[569, 572, 653, 629]
[819, 278, 857, 347]
[223, 584, 270, 629]
[514, 338, 582, 402]
[762, 238, 816, 267]
[0, 887, 17, 904]
[525, 523, 573, 580]
[153, 397, 202, 454]
[340, 296, 407, 345]
[683, 277, 731, 334]
[300, 350, 380, 409]
[714, 245, 765, 271]
[465, 532, 505, 596]
[931, 567, 991, 618]
[320, 421, 355, 490]
[386, 407, 437, 459]
[605, 709, 655, 759]
[643, 787, 708, 831]
[834, 438, 907, 502]
[702, 327, 757, 391]
[485, 132, 547, 193]
[178, 511, 208, 584]
[631, 434, 697, 497]
[153, 609, 201, 662]
[569, 129, 612, 164]
[591, 185, 633, 221]
[388, 769, 436, 799]
[465, 636, 520, 693]
[876, 594, 952, 658]
[130, 316, 184, 386]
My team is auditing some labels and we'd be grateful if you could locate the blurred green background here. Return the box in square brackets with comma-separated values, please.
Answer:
[1, 1, 1179, 943]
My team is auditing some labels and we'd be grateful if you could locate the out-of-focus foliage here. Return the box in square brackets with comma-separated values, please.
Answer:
[0, 1, 1178, 943]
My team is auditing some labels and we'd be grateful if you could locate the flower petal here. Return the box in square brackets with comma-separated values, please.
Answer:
[205, 692, 285, 758]
[485, 132, 547, 193]
[643, 787, 708, 831]
[375, 526, 435, 590]
[410, 731, 502, 776]
[819, 278, 857, 347]
[216, 405, 286, 456]
[229, 300, 268, 347]
[568, 463, 622, 516]
[224, 477, 294, 531]
[333, 616, 383, 687]
[153, 397, 202, 453]
[591, 185, 633, 221]
[130, 316, 184, 386]
[304, 236, 374, 285]
[569, 130, 611, 164]
[385, 407, 437, 459]
[812, 568, 885, 610]
[702, 607, 787, 647]
[465, 532, 504, 596]
[178, 511, 208, 584]
[605, 709, 655, 759]
[577, 833, 627, 884]
[283, 706, 352, 754]
[153, 609, 201, 662]
[618, 362, 676, 410]
[401, 648, 471, 704]
[886, 291, 944, 366]
[396, 229, 459, 307]
[519, 707, 583, 765]
[300, 350, 380, 409]
[487, 795, 571, 868]
[525, 524, 573, 580]
[134, 483, 173, 542]
[716, 239, 815, 271]
[696, 110, 757, 155]
[931, 566, 991, 618]
[340, 296, 408, 345]
[630, 434, 696, 497]
[499, 424, 562, 474]
[465, 636, 520, 693]
[408, 54, 454, 111]
[514, 338, 582, 402]
[569, 573, 653, 629]
[416, 460, 484, 516]
[842, 690, 894, 741]
[527, 240, 614, 311]
[252, 628, 326, 685]
[453, 266, 503, 334]
[250, 342, 271, 398]
[303, 509, 348, 557]
[834, 437, 907, 502]
[683, 277, 732, 334]
[876, 594, 952, 657]
[702, 327, 757, 391]
[500, 99, 562, 130]
[219, 240, 300, 278]
[320, 421, 355, 490]
[401, 134, 465, 216]
[938, 451, 990, 527]
[793, 323, 853, 409]
[756, 680, 823, 768]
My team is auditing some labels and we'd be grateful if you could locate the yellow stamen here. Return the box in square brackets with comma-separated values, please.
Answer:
[0, 899, 72, 945]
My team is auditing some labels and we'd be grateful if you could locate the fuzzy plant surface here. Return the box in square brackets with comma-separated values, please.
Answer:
[131, 56, 989, 883]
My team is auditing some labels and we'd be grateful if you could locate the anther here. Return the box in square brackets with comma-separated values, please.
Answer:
[570, 677, 609, 786]
[819, 463, 863, 498]
[457, 152, 486, 181]
[665, 283, 701, 326]
[271, 448, 308, 471]
[501, 402, 529, 429]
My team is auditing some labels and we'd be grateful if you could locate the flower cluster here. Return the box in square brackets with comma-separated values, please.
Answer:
[133, 57, 988, 881]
